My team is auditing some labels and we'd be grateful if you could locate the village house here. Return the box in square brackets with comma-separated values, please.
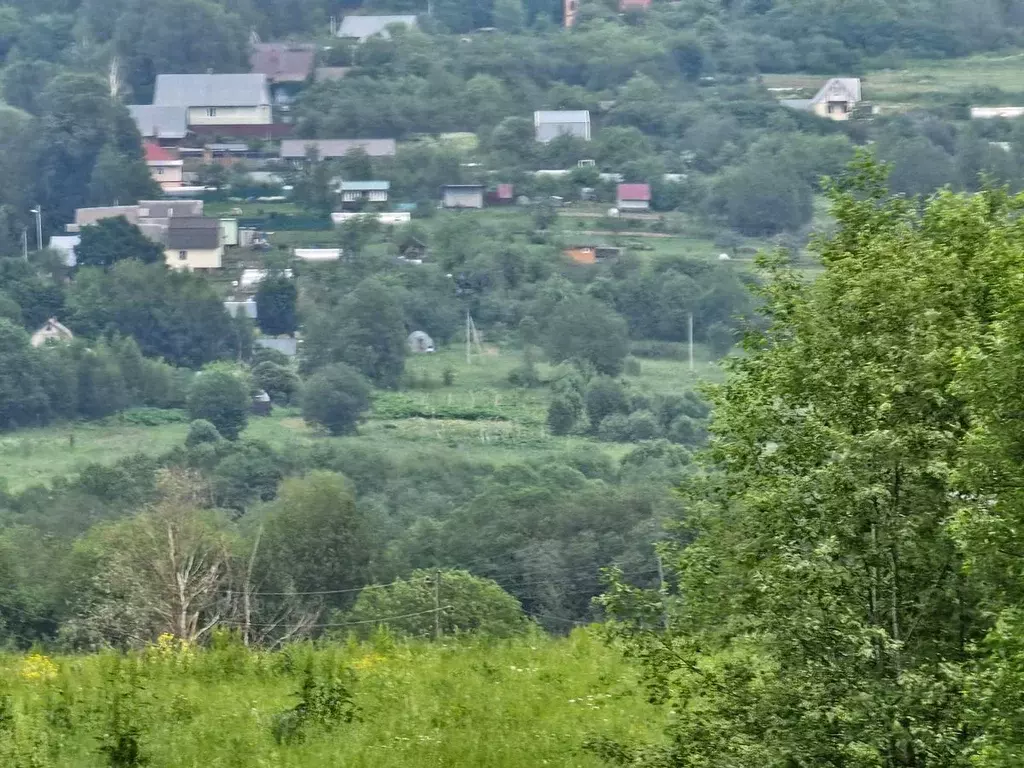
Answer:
[144, 142, 184, 190]
[534, 110, 591, 142]
[338, 180, 390, 205]
[616, 183, 652, 211]
[151, 73, 273, 130]
[250, 42, 317, 107]
[279, 139, 398, 161]
[30, 318, 73, 348]
[563, 0, 579, 28]
[165, 217, 223, 270]
[336, 15, 418, 42]
[781, 78, 862, 121]
[441, 184, 485, 209]
[564, 245, 622, 265]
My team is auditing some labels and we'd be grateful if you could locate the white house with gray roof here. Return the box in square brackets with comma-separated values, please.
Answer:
[153, 73, 272, 127]
[781, 78, 862, 121]
[534, 110, 591, 142]
[337, 15, 417, 42]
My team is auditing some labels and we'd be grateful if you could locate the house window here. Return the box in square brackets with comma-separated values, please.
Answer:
[178, 250, 188, 260]
[155, 168, 163, 175]
[207, 108, 217, 117]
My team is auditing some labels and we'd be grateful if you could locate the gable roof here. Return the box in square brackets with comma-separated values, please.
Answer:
[128, 105, 188, 140]
[250, 43, 317, 83]
[810, 78, 862, 105]
[617, 183, 651, 201]
[337, 15, 417, 41]
[279, 138, 397, 158]
[165, 217, 220, 250]
[153, 74, 271, 108]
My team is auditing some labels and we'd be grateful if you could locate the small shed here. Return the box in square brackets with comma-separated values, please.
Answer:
[251, 390, 272, 415]
[407, 331, 436, 353]
[442, 185, 485, 209]
[564, 245, 622, 265]
[31, 318, 73, 348]
[616, 183, 652, 211]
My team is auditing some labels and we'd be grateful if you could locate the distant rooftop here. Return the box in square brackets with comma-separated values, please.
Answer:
[128, 105, 188, 140]
[153, 73, 271, 108]
[337, 15, 417, 41]
[279, 138, 397, 158]
[250, 42, 317, 83]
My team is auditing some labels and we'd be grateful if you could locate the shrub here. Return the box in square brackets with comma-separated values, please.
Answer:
[598, 413, 631, 442]
[547, 395, 578, 435]
[626, 410, 661, 441]
[585, 377, 629, 429]
[623, 356, 642, 376]
[185, 419, 222, 448]
[252, 361, 300, 405]
[301, 364, 372, 436]
[186, 371, 249, 440]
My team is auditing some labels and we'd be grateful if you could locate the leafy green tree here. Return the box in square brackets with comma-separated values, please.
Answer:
[185, 419, 221, 447]
[543, 296, 629, 376]
[255, 274, 297, 336]
[258, 472, 367, 609]
[585, 376, 629, 429]
[600, 158, 1010, 767]
[87, 142, 159, 206]
[186, 370, 249, 440]
[345, 569, 529, 638]
[304, 278, 407, 388]
[75, 216, 164, 268]
[547, 394, 578, 435]
[252, 361, 300, 405]
[493, 0, 524, 32]
[67, 261, 233, 368]
[717, 159, 813, 236]
[0, 318, 52, 429]
[301, 363, 371, 436]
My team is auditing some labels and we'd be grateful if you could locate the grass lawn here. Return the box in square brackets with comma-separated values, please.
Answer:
[0, 631, 662, 768]
[0, 346, 719, 491]
[764, 49, 1024, 108]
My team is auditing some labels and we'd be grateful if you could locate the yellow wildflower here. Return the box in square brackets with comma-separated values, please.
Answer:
[19, 653, 58, 682]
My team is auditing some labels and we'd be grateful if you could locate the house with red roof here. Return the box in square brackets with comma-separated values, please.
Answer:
[616, 183, 652, 211]
[143, 142, 184, 190]
[619, 0, 652, 10]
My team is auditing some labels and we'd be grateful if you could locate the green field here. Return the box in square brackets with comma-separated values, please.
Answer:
[0, 347, 715, 492]
[0, 631, 662, 767]
[764, 50, 1024, 108]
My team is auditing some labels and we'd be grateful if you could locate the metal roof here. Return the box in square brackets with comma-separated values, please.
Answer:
[337, 15, 417, 41]
[128, 105, 188, 139]
[811, 78, 862, 105]
[617, 183, 651, 201]
[339, 180, 390, 191]
[165, 217, 220, 250]
[250, 43, 316, 83]
[279, 138, 397, 158]
[534, 110, 590, 124]
[153, 74, 271, 108]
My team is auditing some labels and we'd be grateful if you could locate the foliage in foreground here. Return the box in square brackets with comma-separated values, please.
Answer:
[0, 631, 657, 768]
[601, 158, 1024, 766]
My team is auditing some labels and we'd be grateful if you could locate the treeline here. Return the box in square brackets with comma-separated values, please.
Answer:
[0, 426, 691, 646]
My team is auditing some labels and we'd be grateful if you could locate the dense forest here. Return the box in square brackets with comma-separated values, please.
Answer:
[5, 0, 1024, 765]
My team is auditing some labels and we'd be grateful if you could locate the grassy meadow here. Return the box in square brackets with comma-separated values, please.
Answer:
[764, 49, 1024, 108]
[0, 346, 717, 492]
[0, 631, 661, 768]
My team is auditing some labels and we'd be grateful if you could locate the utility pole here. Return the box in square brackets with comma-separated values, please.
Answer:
[433, 569, 442, 640]
[688, 313, 694, 373]
[466, 312, 472, 365]
[21, 228, 28, 261]
[30, 206, 42, 252]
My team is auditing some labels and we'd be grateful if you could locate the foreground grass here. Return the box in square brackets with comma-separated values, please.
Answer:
[0, 631, 660, 767]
